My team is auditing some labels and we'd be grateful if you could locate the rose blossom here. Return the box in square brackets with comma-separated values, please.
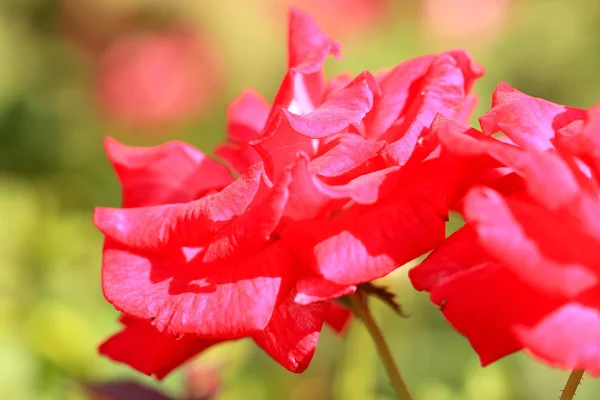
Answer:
[410, 83, 600, 374]
[95, 8, 482, 378]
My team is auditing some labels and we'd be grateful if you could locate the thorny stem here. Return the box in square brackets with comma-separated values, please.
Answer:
[559, 369, 585, 400]
[348, 290, 413, 400]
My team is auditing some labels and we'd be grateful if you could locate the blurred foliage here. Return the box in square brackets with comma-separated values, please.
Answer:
[1, 0, 600, 399]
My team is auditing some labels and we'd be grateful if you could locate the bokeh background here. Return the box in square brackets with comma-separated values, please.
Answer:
[2, 0, 600, 399]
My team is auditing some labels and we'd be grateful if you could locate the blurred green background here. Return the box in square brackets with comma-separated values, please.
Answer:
[2, 0, 600, 399]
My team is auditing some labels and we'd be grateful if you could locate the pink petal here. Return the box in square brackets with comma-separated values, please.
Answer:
[322, 72, 354, 100]
[282, 71, 378, 138]
[294, 276, 356, 304]
[254, 73, 378, 180]
[445, 49, 485, 94]
[455, 93, 478, 124]
[464, 187, 599, 296]
[432, 114, 515, 162]
[226, 89, 270, 143]
[99, 317, 221, 380]
[202, 168, 291, 262]
[311, 133, 386, 178]
[101, 240, 295, 337]
[479, 82, 586, 151]
[287, 7, 342, 74]
[104, 137, 233, 208]
[314, 166, 402, 205]
[557, 104, 600, 181]
[385, 52, 480, 165]
[252, 295, 329, 373]
[516, 303, 600, 376]
[213, 143, 262, 175]
[282, 154, 333, 223]
[252, 107, 315, 181]
[269, 8, 341, 117]
[94, 163, 264, 251]
[284, 172, 448, 285]
[363, 55, 436, 139]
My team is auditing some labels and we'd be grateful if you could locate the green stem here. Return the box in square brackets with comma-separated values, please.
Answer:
[348, 291, 413, 400]
[559, 369, 584, 400]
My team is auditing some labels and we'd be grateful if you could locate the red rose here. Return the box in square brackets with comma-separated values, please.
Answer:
[96, 8, 482, 378]
[216, 9, 482, 304]
[97, 138, 338, 375]
[410, 83, 600, 374]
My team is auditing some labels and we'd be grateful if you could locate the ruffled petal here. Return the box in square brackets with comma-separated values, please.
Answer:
[284, 169, 448, 285]
[94, 164, 264, 251]
[226, 89, 270, 143]
[99, 317, 221, 380]
[252, 295, 329, 373]
[464, 187, 599, 296]
[385, 52, 483, 165]
[314, 166, 402, 205]
[516, 303, 600, 376]
[213, 89, 270, 174]
[294, 275, 356, 304]
[288, 7, 342, 74]
[101, 240, 295, 337]
[282, 71, 377, 138]
[213, 143, 262, 175]
[311, 133, 386, 178]
[254, 73, 377, 180]
[363, 55, 435, 139]
[202, 168, 291, 262]
[479, 82, 586, 151]
[104, 137, 233, 207]
[282, 154, 333, 223]
[268, 8, 341, 117]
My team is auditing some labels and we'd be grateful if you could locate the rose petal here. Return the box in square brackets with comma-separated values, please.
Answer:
[226, 89, 270, 143]
[516, 303, 600, 375]
[101, 240, 295, 337]
[409, 225, 481, 292]
[104, 137, 233, 208]
[94, 164, 264, 251]
[284, 172, 447, 285]
[429, 260, 560, 365]
[294, 276, 356, 304]
[311, 133, 386, 178]
[479, 82, 586, 151]
[252, 295, 329, 373]
[213, 143, 262, 175]
[282, 71, 377, 138]
[363, 55, 435, 139]
[288, 7, 342, 74]
[464, 187, 599, 296]
[325, 302, 353, 334]
[99, 317, 221, 380]
[385, 52, 480, 165]
[202, 168, 291, 262]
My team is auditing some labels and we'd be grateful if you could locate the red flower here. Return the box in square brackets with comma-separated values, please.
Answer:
[96, 7, 482, 378]
[216, 8, 482, 303]
[98, 137, 349, 376]
[95, 28, 221, 127]
[410, 83, 600, 374]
